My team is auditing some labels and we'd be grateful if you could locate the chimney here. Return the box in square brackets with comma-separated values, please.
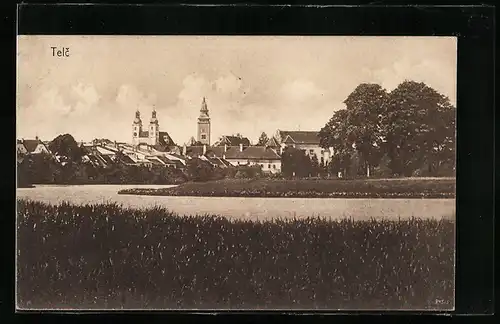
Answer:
[203, 144, 207, 155]
[222, 154, 226, 160]
[239, 143, 243, 152]
[280, 146, 284, 155]
[182, 144, 187, 156]
[224, 144, 228, 152]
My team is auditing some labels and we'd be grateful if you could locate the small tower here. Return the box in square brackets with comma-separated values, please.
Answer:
[197, 97, 211, 145]
[132, 109, 142, 146]
[149, 109, 160, 146]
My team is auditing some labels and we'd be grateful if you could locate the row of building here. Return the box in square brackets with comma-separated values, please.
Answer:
[17, 98, 334, 173]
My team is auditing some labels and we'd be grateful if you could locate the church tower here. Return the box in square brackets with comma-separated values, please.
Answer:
[149, 109, 160, 146]
[197, 97, 211, 145]
[132, 109, 142, 146]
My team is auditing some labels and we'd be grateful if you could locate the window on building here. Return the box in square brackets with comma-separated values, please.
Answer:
[201, 135, 206, 139]
[268, 164, 271, 169]
[260, 164, 264, 168]
[309, 149, 315, 155]
[273, 164, 276, 169]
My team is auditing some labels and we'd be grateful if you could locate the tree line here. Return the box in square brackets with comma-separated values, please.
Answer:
[318, 80, 455, 177]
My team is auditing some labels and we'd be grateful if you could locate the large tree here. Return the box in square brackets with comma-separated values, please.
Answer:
[381, 80, 456, 176]
[320, 83, 388, 176]
[281, 147, 313, 178]
[49, 134, 84, 162]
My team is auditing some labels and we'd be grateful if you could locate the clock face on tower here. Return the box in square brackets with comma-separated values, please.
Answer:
[134, 132, 137, 137]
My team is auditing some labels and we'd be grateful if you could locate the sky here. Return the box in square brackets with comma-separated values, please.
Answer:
[17, 36, 457, 145]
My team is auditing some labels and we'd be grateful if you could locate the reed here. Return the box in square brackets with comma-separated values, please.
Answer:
[17, 199, 455, 310]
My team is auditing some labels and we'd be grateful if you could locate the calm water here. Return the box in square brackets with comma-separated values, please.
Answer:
[16, 184, 455, 221]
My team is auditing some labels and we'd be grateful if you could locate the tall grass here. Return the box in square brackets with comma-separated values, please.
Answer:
[17, 199, 454, 310]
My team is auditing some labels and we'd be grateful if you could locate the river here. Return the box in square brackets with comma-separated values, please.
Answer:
[16, 184, 455, 221]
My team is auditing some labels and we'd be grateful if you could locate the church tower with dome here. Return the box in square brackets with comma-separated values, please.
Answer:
[132, 109, 161, 146]
[132, 110, 143, 146]
[148, 109, 160, 145]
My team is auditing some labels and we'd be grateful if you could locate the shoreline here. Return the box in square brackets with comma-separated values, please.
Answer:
[118, 178, 456, 199]
[118, 190, 455, 199]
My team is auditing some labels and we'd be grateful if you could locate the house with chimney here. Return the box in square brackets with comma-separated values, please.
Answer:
[268, 130, 333, 165]
[224, 144, 281, 173]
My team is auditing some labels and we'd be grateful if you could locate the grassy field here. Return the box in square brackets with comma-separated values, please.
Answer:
[118, 178, 456, 198]
[17, 199, 454, 310]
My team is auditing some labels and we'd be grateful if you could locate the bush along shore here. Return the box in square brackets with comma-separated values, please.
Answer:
[118, 178, 456, 199]
[17, 199, 455, 310]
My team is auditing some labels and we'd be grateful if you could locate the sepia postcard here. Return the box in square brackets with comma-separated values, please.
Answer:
[16, 35, 456, 311]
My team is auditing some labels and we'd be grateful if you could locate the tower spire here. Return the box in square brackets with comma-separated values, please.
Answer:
[197, 97, 211, 146]
[200, 97, 209, 116]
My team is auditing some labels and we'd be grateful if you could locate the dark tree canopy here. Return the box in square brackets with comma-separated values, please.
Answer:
[281, 147, 314, 178]
[319, 80, 455, 177]
[49, 134, 84, 162]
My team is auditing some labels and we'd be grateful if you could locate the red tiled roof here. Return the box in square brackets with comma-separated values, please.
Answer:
[279, 131, 320, 144]
[224, 146, 281, 160]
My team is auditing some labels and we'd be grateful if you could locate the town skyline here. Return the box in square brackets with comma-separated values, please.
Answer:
[17, 36, 457, 144]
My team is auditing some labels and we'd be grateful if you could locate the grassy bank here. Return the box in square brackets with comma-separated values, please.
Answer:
[118, 178, 456, 198]
[17, 199, 454, 310]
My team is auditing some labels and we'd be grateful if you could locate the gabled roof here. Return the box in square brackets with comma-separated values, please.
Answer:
[216, 135, 251, 147]
[266, 137, 280, 147]
[224, 146, 281, 160]
[206, 156, 232, 168]
[279, 131, 320, 145]
[158, 131, 174, 146]
[22, 139, 44, 153]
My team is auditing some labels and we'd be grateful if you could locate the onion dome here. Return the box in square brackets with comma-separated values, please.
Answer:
[133, 110, 142, 125]
[150, 109, 159, 125]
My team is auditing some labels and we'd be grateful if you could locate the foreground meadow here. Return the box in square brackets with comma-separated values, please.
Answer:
[118, 178, 456, 198]
[17, 199, 455, 310]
